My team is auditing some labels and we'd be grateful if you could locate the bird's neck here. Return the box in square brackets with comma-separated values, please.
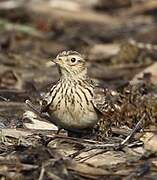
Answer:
[60, 69, 88, 82]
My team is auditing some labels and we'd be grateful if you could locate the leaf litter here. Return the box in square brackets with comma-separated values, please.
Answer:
[0, 0, 157, 179]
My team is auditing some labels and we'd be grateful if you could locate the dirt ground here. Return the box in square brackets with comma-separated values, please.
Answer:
[1, 0, 157, 179]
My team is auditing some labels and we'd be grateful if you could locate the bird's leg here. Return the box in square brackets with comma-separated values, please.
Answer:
[67, 128, 93, 138]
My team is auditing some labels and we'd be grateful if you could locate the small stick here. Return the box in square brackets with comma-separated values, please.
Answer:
[25, 99, 41, 116]
[78, 113, 145, 150]
[119, 113, 145, 148]
[0, 96, 9, 101]
[25, 99, 54, 123]
[38, 165, 45, 180]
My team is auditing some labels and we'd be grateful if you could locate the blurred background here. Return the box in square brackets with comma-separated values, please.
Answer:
[0, 1, 157, 178]
[0, 0, 157, 96]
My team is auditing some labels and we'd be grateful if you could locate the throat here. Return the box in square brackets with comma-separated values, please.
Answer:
[61, 75, 87, 86]
[60, 68, 88, 80]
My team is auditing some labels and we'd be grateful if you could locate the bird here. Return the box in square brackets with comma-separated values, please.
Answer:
[39, 51, 107, 135]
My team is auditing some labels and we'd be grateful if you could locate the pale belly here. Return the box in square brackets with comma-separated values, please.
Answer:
[49, 101, 98, 131]
[48, 86, 98, 131]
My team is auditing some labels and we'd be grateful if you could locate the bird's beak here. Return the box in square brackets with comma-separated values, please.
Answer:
[52, 58, 64, 66]
[51, 58, 58, 64]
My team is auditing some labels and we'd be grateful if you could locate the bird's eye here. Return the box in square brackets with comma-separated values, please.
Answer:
[71, 57, 76, 63]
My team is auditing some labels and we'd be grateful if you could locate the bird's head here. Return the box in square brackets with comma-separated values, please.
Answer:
[52, 51, 87, 78]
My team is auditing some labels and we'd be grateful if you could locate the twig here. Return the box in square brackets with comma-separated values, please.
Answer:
[75, 114, 145, 150]
[25, 100, 41, 116]
[72, 115, 145, 160]
[0, 96, 9, 101]
[119, 113, 145, 148]
[38, 165, 45, 180]
[25, 99, 56, 123]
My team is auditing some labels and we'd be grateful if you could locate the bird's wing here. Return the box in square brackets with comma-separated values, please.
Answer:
[39, 80, 58, 112]
[92, 86, 120, 115]
[85, 77, 111, 114]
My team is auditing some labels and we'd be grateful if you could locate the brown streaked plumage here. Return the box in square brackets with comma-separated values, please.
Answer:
[40, 51, 104, 133]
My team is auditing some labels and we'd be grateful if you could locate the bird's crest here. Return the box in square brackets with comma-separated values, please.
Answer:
[57, 51, 82, 57]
